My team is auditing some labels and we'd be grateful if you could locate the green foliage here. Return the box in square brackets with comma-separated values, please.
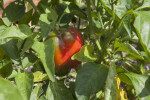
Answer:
[104, 62, 117, 100]
[2, 40, 21, 65]
[39, 8, 58, 40]
[46, 80, 75, 100]
[133, 11, 150, 54]
[114, 40, 143, 59]
[32, 38, 55, 82]
[0, 0, 150, 100]
[125, 72, 150, 99]
[0, 59, 12, 77]
[75, 63, 108, 100]
[2, 0, 25, 26]
[15, 72, 34, 100]
[72, 45, 96, 62]
[33, 71, 48, 82]
[0, 77, 23, 100]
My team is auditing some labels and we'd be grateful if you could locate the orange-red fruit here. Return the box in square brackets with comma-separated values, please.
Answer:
[53, 27, 83, 74]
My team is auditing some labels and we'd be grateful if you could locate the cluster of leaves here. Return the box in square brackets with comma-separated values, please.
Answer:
[0, 0, 150, 100]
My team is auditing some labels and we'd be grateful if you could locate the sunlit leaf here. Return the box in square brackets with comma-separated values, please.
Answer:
[72, 45, 96, 62]
[0, 25, 32, 45]
[104, 62, 117, 100]
[33, 71, 48, 82]
[0, 77, 23, 100]
[125, 72, 150, 100]
[39, 8, 58, 40]
[30, 83, 43, 100]
[15, 72, 34, 100]
[100, 0, 132, 36]
[32, 39, 55, 82]
[136, 0, 150, 10]
[133, 11, 150, 54]
[114, 40, 143, 59]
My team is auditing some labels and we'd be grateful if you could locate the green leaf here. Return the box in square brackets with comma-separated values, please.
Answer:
[0, 18, 5, 25]
[22, 53, 37, 69]
[101, 0, 132, 36]
[113, 0, 132, 19]
[0, 25, 32, 45]
[118, 73, 132, 85]
[7, 69, 18, 79]
[75, 63, 108, 100]
[0, 77, 23, 100]
[116, 67, 132, 85]
[46, 80, 74, 100]
[46, 84, 54, 100]
[19, 24, 32, 36]
[18, 9, 33, 24]
[133, 11, 150, 54]
[0, 46, 5, 61]
[125, 72, 150, 100]
[68, 3, 87, 19]
[46, 7, 58, 21]
[114, 40, 143, 59]
[72, 45, 97, 62]
[39, 95, 46, 100]
[92, 17, 102, 29]
[39, 8, 58, 40]
[0, 25, 6, 33]
[0, 59, 12, 78]
[32, 39, 55, 82]
[59, 13, 73, 27]
[1, 40, 21, 65]
[136, 0, 150, 10]
[104, 62, 117, 100]
[33, 71, 48, 82]
[21, 34, 37, 54]
[82, 26, 103, 37]
[32, 60, 45, 72]
[30, 83, 43, 100]
[55, 3, 67, 17]
[15, 72, 34, 100]
[31, 11, 40, 25]
[2, 1, 25, 26]
[17, 39, 25, 51]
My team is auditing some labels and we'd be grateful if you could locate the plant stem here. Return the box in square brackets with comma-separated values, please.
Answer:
[110, 0, 115, 21]
[98, 11, 104, 29]
[0, 3, 4, 10]
[99, 10, 133, 63]
[27, 0, 41, 15]
[86, 0, 93, 38]
[96, 0, 104, 29]
[96, 0, 100, 10]
[57, 12, 65, 29]
[77, 18, 81, 30]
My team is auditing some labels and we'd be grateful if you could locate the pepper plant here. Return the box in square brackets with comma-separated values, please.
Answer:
[0, 0, 150, 100]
